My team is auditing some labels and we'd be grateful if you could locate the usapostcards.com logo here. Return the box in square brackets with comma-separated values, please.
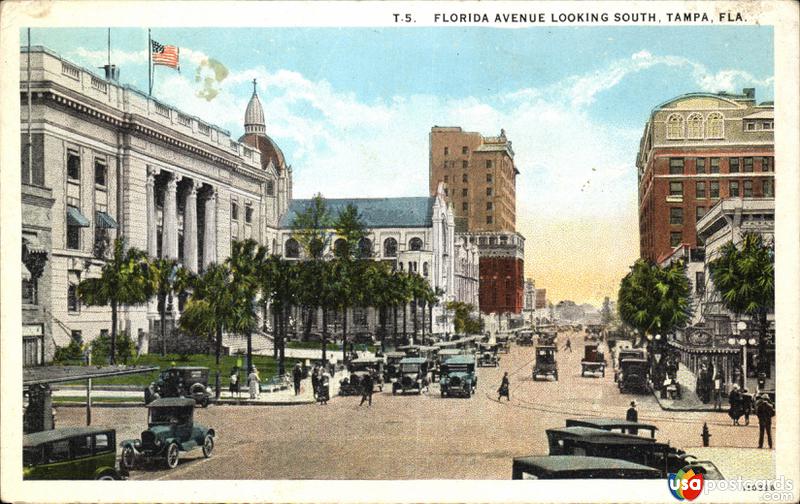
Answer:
[668, 466, 705, 501]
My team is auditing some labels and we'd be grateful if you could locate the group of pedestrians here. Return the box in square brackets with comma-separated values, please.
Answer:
[310, 363, 331, 405]
[727, 383, 774, 448]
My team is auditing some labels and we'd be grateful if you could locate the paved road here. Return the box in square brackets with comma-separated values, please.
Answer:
[57, 331, 774, 479]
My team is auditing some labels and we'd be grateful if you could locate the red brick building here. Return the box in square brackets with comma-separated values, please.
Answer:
[636, 89, 774, 263]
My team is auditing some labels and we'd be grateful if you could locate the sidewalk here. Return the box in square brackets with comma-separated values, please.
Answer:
[652, 363, 717, 412]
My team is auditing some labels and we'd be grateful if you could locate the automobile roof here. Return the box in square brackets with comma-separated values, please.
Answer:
[147, 397, 196, 408]
[439, 349, 463, 355]
[566, 418, 658, 432]
[620, 358, 649, 364]
[399, 357, 428, 364]
[546, 426, 656, 443]
[351, 357, 382, 364]
[442, 355, 475, 365]
[384, 351, 406, 358]
[24, 427, 114, 447]
[513, 455, 661, 473]
[536, 345, 557, 350]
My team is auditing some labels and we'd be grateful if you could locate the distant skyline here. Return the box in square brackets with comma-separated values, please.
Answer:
[24, 27, 774, 305]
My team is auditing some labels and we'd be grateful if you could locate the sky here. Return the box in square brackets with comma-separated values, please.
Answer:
[25, 27, 774, 306]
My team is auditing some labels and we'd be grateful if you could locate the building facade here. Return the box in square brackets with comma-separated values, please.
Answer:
[465, 231, 525, 314]
[19, 47, 283, 362]
[635, 88, 774, 263]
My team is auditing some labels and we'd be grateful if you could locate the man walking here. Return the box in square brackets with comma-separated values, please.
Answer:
[311, 364, 320, 400]
[626, 401, 638, 435]
[360, 372, 374, 406]
[292, 363, 303, 396]
[741, 388, 753, 426]
[498, 372, 510, 401]
[564, 337, 572, 353]
[755, 393, 775, 449]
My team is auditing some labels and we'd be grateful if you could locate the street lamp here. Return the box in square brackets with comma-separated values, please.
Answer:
[728, 333, 757, 389]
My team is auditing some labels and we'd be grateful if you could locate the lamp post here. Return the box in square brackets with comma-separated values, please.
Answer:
[729, 321, 756, 389]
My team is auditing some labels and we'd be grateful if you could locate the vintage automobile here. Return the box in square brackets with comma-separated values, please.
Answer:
[516, 330, 535, 346]
[439, 355, 477, 398]
[495, 335, 511, 354]
[144, 366, 214, 407]
[532, 345, 558, 381]
[537, 331, 558, 347]
[120, 398, 215, 470]
[618, 358, 650, 393]
[477, 344, 500, 367]
[616, 348, 647, 368]
[511, 455, 661, 479]
[383, 351, 406, 382]
[565, 418, 658, 439]
[392, 357, 430, 395]
[24, 427, 124, 480]
[580, 343, 606, 377]
[340, 357, 384, 395]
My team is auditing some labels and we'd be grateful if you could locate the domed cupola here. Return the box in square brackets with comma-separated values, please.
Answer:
[244, 79, 266, 135]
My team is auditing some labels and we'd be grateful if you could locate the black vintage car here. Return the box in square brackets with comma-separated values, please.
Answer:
[392, 357, 429, 395]
[383, 351, 406, 382]
[477, 344, 500, 367]
[340, 357, 384, 395]
[618, 358, 650, 393]
[516, 330, 535, 346]
[512, 455, 661, 479]
[120, 398, 215, 470]
[532, 346, 558, 381]
[565, 418, 658, 439]
[144, 366, 214, 407]
[580, 343, 606, 377]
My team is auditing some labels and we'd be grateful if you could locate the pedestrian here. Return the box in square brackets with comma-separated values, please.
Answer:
[247, 365, 260, 400]
[311, 365, 320, 400]
[317, 371, 330, 405]
[741, 388, 753, 426]
[729, 384, 742, 425]
[755, 393, 774, 448]
[626, 401, 638, 435]
[360, 372, 374, 406]
[564, 338, 572, 353]
[292, 362, 302, 396]
[498, 372, 510, 401]
[712, 369, 724, 411]
[229, 366, 240, 398]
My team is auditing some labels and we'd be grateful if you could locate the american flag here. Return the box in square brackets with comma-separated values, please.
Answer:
[151, 40, 179, 69]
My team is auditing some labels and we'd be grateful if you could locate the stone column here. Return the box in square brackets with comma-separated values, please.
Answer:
[146, 167, 160, 258]
[203, 189, 217, 267]
[162, 173, 181, 259]
[183, 181, 200, 272]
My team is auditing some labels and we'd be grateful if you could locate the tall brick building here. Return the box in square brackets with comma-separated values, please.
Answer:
[429, 126, 524, 314]
[635, 89, 774, 263]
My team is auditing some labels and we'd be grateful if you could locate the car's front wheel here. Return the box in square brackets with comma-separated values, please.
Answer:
[121, 446, 136, 471]
[165, 443, 180, 469]
[202, 434, 214, 458]
[96, 470, 118, 480]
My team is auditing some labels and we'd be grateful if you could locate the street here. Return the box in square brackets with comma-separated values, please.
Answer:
[57, 331, 775, 480]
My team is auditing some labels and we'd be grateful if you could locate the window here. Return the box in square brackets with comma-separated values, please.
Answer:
[333, 238, 347, 258]
[670, 232, 682, 247]
[245, 205, 253, 224]
[409, 237, 423, 251]
[696, 272, 705, 294]
[696, 181, 706, 198]
[669, 181, 683, 197]
[486, 160, 492, 169]
[444, 188, 448, 196]
[743, 157, 753, 172]
[94, 159, 107, 187]
[762, 157, 773, 172]
[666, 114, 684, 139]
[462, 146, 468, 155]
[382, 237, 398, 258]
[763, 179, 774, 197]
[266, 180, 275, 196]
[444, 147, 449, 156]
[729, 158, 740, 173]
[696, 206, 707, 222]
[486, 202, 493, 210]
[762, 121, 773, 130]
[462, 173, 468, 183]
[67, 284, 80, 312]
[669, 158, 684, 175]
[462, 202, 468, 212]
[743, 180, 753, 197]
[486, 216, 493, 224]
[284, 238, 300, 258]
[710, 158, 720, 173]
[67, 212, 81, 250]
[358, 238, 372, 258]
[95, 433, 110, 453]
[67, 151, 81, 180]
[444, 175, 449, 183]
[486, 174, 493, 183]
[687, 113, 704, 138]
[231, 202, 239, 221]
[462, 160, 468, 169]
[729, 181, 740, 197]
[669, 207, 683, 225]
[48, 440, 71, 463]
[422, 262, 429, 277]
[486, 187, 493, 196]
[706, 112, 724, 138]
[22, 278, 37, 305]
[461, 188, 468, 197]
[696, 158, 706, 174]
[745, 122, 756, 131]
[73, 435, 93, 458]
[710, 181, 720, 198]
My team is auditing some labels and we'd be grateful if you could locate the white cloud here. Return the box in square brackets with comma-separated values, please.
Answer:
[71, 47, 147, 66]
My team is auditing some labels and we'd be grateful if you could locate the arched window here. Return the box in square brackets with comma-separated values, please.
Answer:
[423, 262, 429, 277]
[666, 114, 684, 139]
[309, 238, 324, 259]
[687, 113, 704, 139]
[358, 237, 372, 258]
[284, 238, 299, 258]
[383, 237, 398, 257]
[333, 238, 347, 258]
[706, 112, 724, 139]
[409, 237, 423, 251]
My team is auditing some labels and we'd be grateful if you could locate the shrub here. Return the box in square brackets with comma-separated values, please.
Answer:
[54, 339, 84, 362]
[91, 330, 137, 365]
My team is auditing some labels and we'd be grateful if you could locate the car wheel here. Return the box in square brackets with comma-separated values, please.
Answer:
[165, 443, 180, 469]
[121, 446, 136, 471]
[202, 434, 214, 458]
[201, 397, 210, 408]
[96, 471, 118, 481]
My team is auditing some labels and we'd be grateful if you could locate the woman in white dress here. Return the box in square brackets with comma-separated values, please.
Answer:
[248, 366, 260, 399]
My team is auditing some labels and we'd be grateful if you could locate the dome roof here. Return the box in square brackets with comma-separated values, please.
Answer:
[244, 80, 266, 134]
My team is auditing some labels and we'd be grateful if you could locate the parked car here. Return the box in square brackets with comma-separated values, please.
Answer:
[580, 343, 606, 377]
[477, 344, 500, 367]
[495, 335, 510, 354]
[439, 355, 477, 398]
[24, 427, 124, 480]
[392, 357, 430, 395]
[537, 331, 558, 347]
[120, 398, 215, 470]
[516, 330, 535, 346]
[340, 357, 384, 395]
[565, 418, 658, 439]
[511, 455, 661, 479]
[383, 351, 406, 382]
[532, 345, 558, 381]
[616, 348, 647, 369]
[144, 366, 214, 407]
[618, 358, 650, 393]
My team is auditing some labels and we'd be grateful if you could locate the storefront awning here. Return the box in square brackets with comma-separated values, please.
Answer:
[67, 206, 90, 227]
[95, 210, 118, 229]
[22, 234, 47, 255]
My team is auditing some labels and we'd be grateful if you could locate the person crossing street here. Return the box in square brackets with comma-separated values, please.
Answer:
[498, 372, 510, 401]
[360, 372, 374, 406]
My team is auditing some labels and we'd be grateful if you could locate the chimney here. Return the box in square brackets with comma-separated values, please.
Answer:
[102, 64, 119, 81]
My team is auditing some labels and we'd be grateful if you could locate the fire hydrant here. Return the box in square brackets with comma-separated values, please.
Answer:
[701, 422, 711, 447]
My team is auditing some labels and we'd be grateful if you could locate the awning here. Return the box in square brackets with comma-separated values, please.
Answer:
[67, 206, 90, 227]
[95, 210, 118, 229]
[22, 234, 47, 255]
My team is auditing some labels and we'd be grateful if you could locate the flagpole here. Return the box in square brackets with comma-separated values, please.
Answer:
[148, 29, 152, 95]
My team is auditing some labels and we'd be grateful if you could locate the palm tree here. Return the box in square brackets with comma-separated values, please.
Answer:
[179, 262, 235, 365]
[228, 239, 268, 373]
[708, 233, 774, 374]
[262, 255, 296, 376]
[145, 258, 193, 356]
[78, 238, 150, 364]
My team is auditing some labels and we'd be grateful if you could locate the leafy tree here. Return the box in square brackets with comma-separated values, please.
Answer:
[291, 193, 332, 260]
[146, 258, 193, 356]
[708, 233, 774, 373]
[78, 238, 150, 364]
[446, 301, 483, 335]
